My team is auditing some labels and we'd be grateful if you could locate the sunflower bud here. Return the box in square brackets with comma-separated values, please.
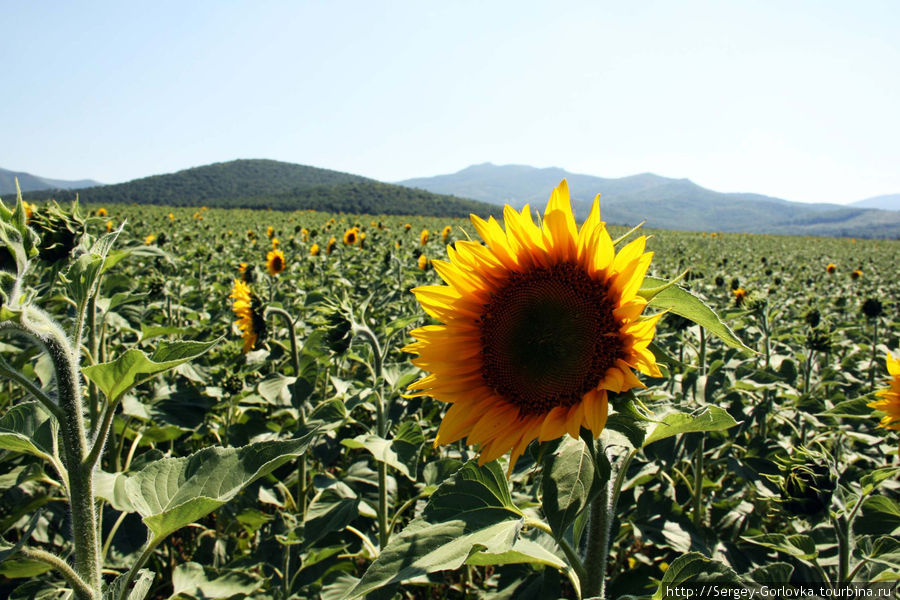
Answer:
[323, 305, 353, 355]
[862, 298, 883, 319]
[774, 449, 835, 517]
[29, 201, 85, 264]
[804, 309, 821, 328]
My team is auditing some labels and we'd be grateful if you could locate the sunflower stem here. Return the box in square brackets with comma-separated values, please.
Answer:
[583, 438, 611, 599]
[869, 318, 879, 388]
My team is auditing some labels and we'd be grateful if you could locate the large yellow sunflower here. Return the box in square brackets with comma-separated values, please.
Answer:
[404, 179, 660, 473]
[229, 280, 267, 353]
[343, 227, 359, 246]
[869, 353, 900, 431]
[266, 248, 285, 275]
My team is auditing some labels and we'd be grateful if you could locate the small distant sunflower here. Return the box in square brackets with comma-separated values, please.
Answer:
[96, 207, 108, 217]
[106, 220, 113, 233]
[826, 263, 836, 274]
[404, 223, 412, 231]
[267, 226, 275, 239]
[343, 227, 359, 246]
[326, 236, 337, 255]
[359, 232, 367, 247]
[420, 229, 429, 246]
[418, 254, 428, 270]
[310, 243, 320, 256]
[266, 249, 285, 276]
[271, 237, 280, 248]
[22, 200, 34, 221]
[733, 288, 747, 306]
[404, 180, 661, 473]
[301, 228, 309, 242]
[442, 225, 452, 242]
[851, 269, 862, 280]
[144, 234, 156, 245]
[868, 354, 900, 431]
[168, 213, 175, 221]
[229, 280, 267, 353]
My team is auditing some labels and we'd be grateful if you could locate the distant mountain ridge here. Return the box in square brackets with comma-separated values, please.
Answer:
[850, 194, 900, 211]
[20, 159, 499, 218]
[400, 163, 900, 238]
[0, 167, 101, 196]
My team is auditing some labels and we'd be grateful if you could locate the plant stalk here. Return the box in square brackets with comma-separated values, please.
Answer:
[582, 438, 611, 599]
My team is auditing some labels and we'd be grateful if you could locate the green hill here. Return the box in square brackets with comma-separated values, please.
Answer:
[21, 159, 499, 218]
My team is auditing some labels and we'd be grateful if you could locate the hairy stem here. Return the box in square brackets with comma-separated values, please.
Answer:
[582, 438, 611, 599]
[20, 547, 94, 600]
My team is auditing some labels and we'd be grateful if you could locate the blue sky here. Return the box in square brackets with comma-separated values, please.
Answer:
[2, 1, 897, 204]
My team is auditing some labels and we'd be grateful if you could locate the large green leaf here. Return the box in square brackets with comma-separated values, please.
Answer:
[466, 538, 566, 569]
[341, 420, 425, 481]
[343, 461, 523, 599]
[169, 562, 262, 599]
[741, 533, 818, 564]
[104, 569, 154, 600]
[82, 339, 220, 405]
[643, 406, 739, 447]
[651, 552, 740, 600]
[641, 276, 753, 352]
[304, 481, 360, 548]
[124, 432, 318, 541]
[541, 436, 599, 540]
[0, 402, 57, 462]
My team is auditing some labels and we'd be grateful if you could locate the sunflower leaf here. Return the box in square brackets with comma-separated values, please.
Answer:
[643, 407, 739, 447]
[641, 276, 754, 353]
[650, 552, 740, 600]
[0, 402, 57, 463]
[82, 338, 220, 405]
[343, 461, 523, 599]
[123, 431, 318, 541]
[541, 436, 600, 540]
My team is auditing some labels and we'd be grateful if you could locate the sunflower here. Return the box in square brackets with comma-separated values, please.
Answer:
[266, 248, 285, 275]
[418, 254, 428, 270]
[343, 227, 359, 246]
[326, 236, 337, 255]
[403, 179, 661, 473]
[22, 200, 34, 221]
[97, 207, 108, 217]
[144, 234, 156, 245]
[404, 223, 411, 231]
[267, 226, 275, 239]
[359, 232, 367, 247]
[106, 220, 113, 233]
[169, 213, 175, 221]
[851, 269, 862, 280]
[733, 287, 747, 306]
[301, 228, 309, 242]
[310, 243, 320, 256]
[271, 237, 280, 248]
[442, 225, 452, 241]
[229, 279, 267, 353]
[420, 229, 429, 245]
[868, 354, 900, 431]
[826, 263, 836, 274]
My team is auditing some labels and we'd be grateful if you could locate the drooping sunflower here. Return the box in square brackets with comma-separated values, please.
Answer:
[442, 225, 452, 241]
[106, 220, 113, 233]
[404, 180, 661, 473]
[343, 227, 359, 246]
[420, 229, 429, 245]
[229, 279, 267, 353]
[868, 353, 900, 431]
[326, 236, 337, 255]
[310, 243, 320, 256]
[733, 287, 748, 306]
[418, 254, 428, 270]
[266, 248, 285, 275]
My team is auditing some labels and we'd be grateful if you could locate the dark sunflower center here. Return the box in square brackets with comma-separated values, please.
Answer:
[478, 262, 624, 415]
[272, 256, 283, 271]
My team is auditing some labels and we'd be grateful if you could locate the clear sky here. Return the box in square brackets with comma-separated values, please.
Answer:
[2, 1, 898, 204]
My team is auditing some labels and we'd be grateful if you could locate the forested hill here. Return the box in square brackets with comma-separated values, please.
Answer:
[20, 159, 499, 218]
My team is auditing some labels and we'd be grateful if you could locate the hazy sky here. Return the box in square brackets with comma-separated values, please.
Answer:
[3, 1, 898, 204]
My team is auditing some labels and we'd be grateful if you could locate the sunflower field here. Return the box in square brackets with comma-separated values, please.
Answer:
[1, 183, 899, 600]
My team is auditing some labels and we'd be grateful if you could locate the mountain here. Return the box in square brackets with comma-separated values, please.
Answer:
[0, 167, 101, 196]
[400, 163, 900, 238]
[850, 194, 900, 211]
[21, 159, 499, 218]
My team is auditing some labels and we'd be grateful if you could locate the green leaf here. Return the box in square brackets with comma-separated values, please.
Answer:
[651, 552, 740, 599]
[344, 461, 523, 599]
[124, 432, 318, 541]
[740, 534, 818, 564]
[642, 276, 753, 353]
[466, 538, 566, 569]
[541, 436, 598, 540]
[863, 536, 900, 570]
[170, 562, 261, 599]
[748, 562, 794, 584]
[0, 402, 57, 462]
[82, 338, 220, 405]
[104, 569, 154, 600]
[304, 482, 360, 548]
[855, 496, 900, 536]
[643, 406, 739, 447]
[341, 420, 424, 481]
[821, 397, 875, 418]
